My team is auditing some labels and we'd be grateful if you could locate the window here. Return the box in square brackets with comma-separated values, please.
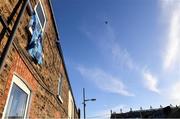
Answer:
[34, 0, 46, 32]
[58, 74, 63, 103]
[2, 75, 31, 119]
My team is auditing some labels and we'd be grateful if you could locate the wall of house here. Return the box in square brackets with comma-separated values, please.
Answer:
[0, 0, 79, 118]
[68, 90, 75, 119]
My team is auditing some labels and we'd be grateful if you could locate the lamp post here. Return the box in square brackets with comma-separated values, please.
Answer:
[82, 88, 96, 119]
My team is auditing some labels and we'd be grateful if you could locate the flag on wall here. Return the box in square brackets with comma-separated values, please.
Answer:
[28, 13, 43, 64]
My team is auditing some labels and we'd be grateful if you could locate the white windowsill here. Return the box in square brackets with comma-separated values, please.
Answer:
[58, 95, 63, 103]
[28, 26, 33, 35]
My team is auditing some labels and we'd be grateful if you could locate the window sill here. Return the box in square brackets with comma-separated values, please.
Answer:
[57, 95, 63, 103]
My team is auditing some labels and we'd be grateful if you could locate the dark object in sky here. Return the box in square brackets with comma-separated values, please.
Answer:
[105, 21, 108, 24]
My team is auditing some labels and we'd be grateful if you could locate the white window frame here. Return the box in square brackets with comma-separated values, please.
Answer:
[58, 74, 63, 103]
[34, 0, 46, 32]
[2, 75, 31, 119]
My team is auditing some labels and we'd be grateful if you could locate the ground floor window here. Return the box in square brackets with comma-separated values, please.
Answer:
[2, 75, 31, 119]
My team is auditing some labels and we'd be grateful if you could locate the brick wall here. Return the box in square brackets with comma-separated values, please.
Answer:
[0, 0, 79, 118]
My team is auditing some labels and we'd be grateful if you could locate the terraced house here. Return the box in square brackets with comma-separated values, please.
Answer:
[0, 0, 80, 118]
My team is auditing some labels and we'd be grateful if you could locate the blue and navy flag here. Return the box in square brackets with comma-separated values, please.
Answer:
[28, 13, 43, 64]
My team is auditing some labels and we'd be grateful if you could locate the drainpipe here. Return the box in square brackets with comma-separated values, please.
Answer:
[0, 0, 29, 73]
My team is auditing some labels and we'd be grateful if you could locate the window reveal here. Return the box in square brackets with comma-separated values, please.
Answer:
[58, 74, 63, 103]
[5, 84, 28, 118]
[2, 75, 31, 119]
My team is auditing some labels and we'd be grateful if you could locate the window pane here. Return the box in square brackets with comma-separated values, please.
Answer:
[58, 79, 62, 96]
[36, 2, 45, 28]
[5, 84, 28, 118]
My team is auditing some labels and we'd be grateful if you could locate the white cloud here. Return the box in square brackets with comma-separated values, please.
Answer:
[81, 23, 162, 95]
[106, 26, 136, 70]
[82, 24, 136, 70]
[111, 42, 135, 70]
[169, 81, 180, 104]
[88, 104, 128, 119]
[160, 0, 180, 105]
[108, 104, 129, 114]
[161, 0, 180, 71]
[142, 69, 160, 93]
[77, 66, 134, 96]
[89, 103, 153, 119]
[164, 10, 180, 70]
[160, 0, 179, 12]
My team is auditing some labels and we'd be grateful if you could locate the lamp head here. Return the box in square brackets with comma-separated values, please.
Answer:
[91, 99, 96, 101]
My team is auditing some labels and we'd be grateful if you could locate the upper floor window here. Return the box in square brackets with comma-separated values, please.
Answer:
[2, 75, 31, 119]
[34, 0, 46, 32]
[58, 74, 63, 103]
[27, 0, 46, 64]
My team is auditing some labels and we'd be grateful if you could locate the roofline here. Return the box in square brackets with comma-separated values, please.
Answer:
[47, 0, 79, 113]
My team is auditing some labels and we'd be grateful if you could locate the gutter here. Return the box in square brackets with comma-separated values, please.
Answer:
[47, 0, 80, 115]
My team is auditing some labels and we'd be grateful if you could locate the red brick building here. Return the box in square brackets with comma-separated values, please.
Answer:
[0, 0, 80, 118]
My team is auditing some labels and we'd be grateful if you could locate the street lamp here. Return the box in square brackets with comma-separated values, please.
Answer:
[82, 88, 96, 119]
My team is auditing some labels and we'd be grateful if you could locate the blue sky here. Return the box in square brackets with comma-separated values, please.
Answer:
[52, 0, 180, 118]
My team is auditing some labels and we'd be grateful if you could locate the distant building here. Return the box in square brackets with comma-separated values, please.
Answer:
[0, 0, 80, 118]
[110, 106, 180, 118]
